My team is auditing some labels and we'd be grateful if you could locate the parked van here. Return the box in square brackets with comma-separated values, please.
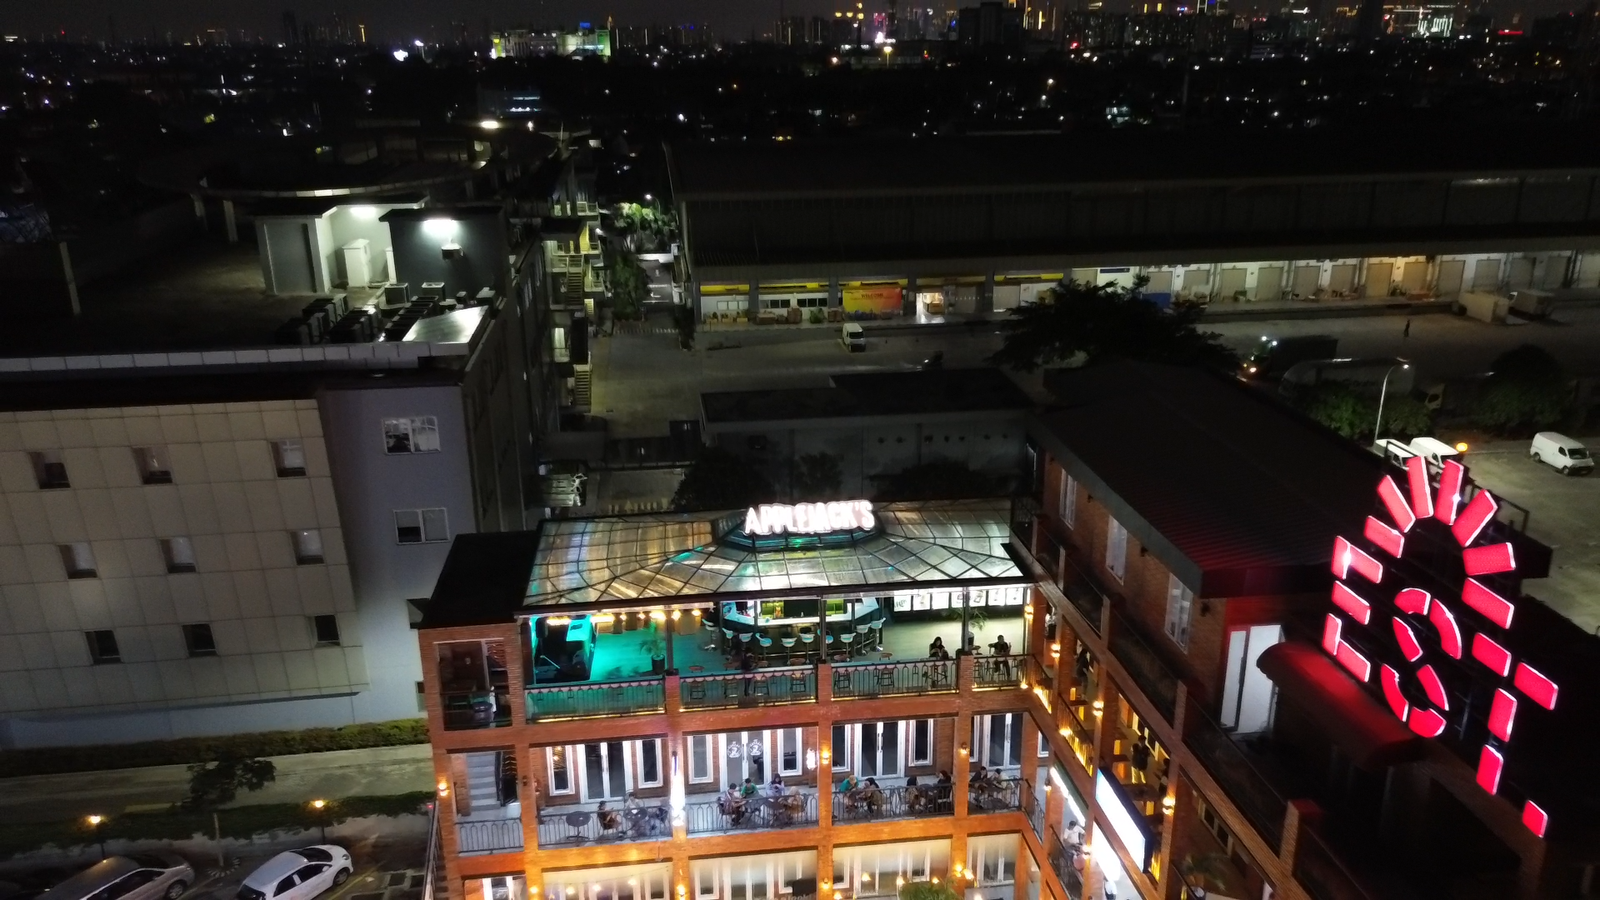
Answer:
[38, 855, 193, 900]
[841, 322, 866, 352]
[1530, 432, 1593, 476]
[1373, 437, 1464, 471]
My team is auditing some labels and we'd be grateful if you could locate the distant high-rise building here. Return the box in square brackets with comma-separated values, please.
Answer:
[281, 10, 298, 44]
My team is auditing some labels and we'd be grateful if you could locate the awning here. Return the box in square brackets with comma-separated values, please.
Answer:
[1258, 642, 1425, 769]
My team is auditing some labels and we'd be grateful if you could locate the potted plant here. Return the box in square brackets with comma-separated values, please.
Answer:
[639, 622, 668, 675]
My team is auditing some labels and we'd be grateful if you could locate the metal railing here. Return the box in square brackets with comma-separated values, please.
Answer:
[1294, 826, 1381, 900]
[680, 666, 817, 710]
[685, 792, 818, 834]
[440, 690, 511, 731]
[525, 677, 665, 722]
[1046, 828, 1086, 900]
[1107, 609, 1180, 722]
[422, 801, 441, 900]
[974, 655, 1026, 690]
[1184, 696, 1289, 854]
[831, 782, 956, 822]
[1021, 781, 1044, 840]
[456, 819, 523, 855]
[536, 803, 673, 847]
[969, 777, 1024, 813]
[832, 660, 957, 699]
[1056, 549, 1106, 634]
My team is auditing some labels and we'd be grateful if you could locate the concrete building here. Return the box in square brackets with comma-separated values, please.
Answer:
[668, 130, 1600, 323]
[0, 204, 561, 747]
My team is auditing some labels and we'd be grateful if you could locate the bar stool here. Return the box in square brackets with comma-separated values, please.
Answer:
[868, 620, 885, 650]
[840, 632, 856, 655]
[758, 634, 774, 656]
[739, 632, 755, 646]
[781, 636, 798, 652]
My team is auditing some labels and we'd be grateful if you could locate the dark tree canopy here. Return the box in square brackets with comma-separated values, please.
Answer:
[1294, 383, 1432, 441]
[872, 460, 1001, 502]
[183, 753, 276, 810]
[988, 278, 1238, 372]
[672, 447, 774, 511]
[1475, 344, 1570, 436]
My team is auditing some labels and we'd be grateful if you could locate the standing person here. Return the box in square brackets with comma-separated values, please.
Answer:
[1065, 819, 1086, 847]
[740, 648, 757, 695]
[1403, 317, 1412, 338]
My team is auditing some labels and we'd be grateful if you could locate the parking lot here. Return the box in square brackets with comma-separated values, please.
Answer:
[1455, 437, 1600, 633]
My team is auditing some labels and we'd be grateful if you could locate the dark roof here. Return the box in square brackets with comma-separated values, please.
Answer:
[251, 194, 428, 218]
[701, 368, 1031, 425]
[1032, 360, 1388, 595]
[671, 128, 1600, 199]
[420, 531, 544, 629]
[0, 368, 466, 414]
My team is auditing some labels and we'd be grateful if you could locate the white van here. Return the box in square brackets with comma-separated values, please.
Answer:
[841, 322, 866, 352]
[1530, 432, 1593, 476]
[1373, 437, 1463, 471]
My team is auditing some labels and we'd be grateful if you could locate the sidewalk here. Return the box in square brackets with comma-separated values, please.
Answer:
[0, 744, 433, 824]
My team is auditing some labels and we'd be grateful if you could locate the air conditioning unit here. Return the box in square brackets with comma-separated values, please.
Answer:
[384, 283, 411, 307]
[275, 318, 313, 346]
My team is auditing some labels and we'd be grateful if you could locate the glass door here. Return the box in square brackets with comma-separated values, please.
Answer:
[972, 714, 1023, 774]
[580, 741, 631, 802]
[857, 722, 903, 779]
[721, 731, 769, 787]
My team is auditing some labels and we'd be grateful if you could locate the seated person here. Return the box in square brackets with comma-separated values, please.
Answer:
[597, 801, 621, 832]
[766, 773, 785, 797]
[720, 783, 747, 823]
[740, 777, 759, 798]
[906, 774, 929, 810]
[928, 637, 947, 659]
[935, 770, 955, 812]
[859, 777, 885, 813]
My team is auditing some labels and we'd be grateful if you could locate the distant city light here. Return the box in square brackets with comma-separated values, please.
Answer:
[480, 119, 501, 129]
[392, 49, 409, 61]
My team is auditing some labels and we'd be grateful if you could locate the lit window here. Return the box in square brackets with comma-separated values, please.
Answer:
[1106, 516, 1128, 582]
[686, 734, 713, 784]
[162, 537, 197, 573]
[30, 451, 69, 489]
[310, 614, 341, 646]
[383, 416, 441, 454]
[1164, 575, 1194, 650]
[911, 719, 934, 766]
[85, 630, 120, 664]
[779, 727, 804, 776]
[60, 543, 97, 579]
[395, 508, 450, 544]
[548, 746, 574, 794]
[638, 739, 664, 787]
[272, 440, 307, 477]
[292, 530, 325, 564]
[183, 623, 217, 657]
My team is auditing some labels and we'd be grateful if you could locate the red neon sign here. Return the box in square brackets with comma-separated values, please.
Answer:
[1325, 462, 1559, 838]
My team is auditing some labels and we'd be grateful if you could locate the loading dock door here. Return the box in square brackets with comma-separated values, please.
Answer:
[1217, 267, 1247, 300]
[1472, 258, 1502, 291]
[1400, 261, 1428, 294]
[1254, 266, 1284, 301]
[1363, 262, 1393, 298]
[1328, 264, 1357, 295]
[1292, 265, 1320, 298]
[1435, 260, 1465, 297]
[1508, 257, 1534, 290]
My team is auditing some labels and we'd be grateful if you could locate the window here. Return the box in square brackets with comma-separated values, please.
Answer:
[687, 734, 713, 784]
[1165, 574, 1195, 650]
[60, 543, 97, 579]
[182, 623, 217, 657]
[638, 739, 663, 787]
[384, 416, 441, 454]
[1106, 516, 1128, 582]
[134, 447, 172, 484]
[272, 440, 307, 477]
[30, 451, 69, 489]
[162, 537, 196, 573]
[85, 630, 120, 664]
[911, 719, 934, 766]
[830, 723, 851, 771]
[292, 529, 324, 564]
[777, 728, 803, 776]
[395, 508, 450, 544]
[1059, 473, 1077, 527]
[548, 746, 574, 794]
[1038, 731, 1052, 758]
[310, 614, 341, 646]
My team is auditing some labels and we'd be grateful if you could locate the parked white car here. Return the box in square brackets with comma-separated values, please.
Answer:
[236, 847, 353, 900]
[1530, 432, 1594, 476]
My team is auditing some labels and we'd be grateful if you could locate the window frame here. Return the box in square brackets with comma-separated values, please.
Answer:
[29, 451, 70, 489]
[637, 738, 664, 788]
[1106, 516, 1128, 582]
[272, 439, 307, 477]
[1165, 574, 1195, 651]
[292, 529, 325, 565]
[383, 416, 441, 455]
[776, 727, 804, 777]
[60, 542, 98, 579]
[911, 719, 935, 766]
[686, 733, 714, 784]
[162, 536, 197, 573]
[86, 629, 120, 664]
[830, 723, 852, 772]
[135, 446, 173, 484]
[1059, 473, 1077, 527]
[310, 614, 341, 647]
[547, 745, 575, 795]
[182, 623, 218, 657]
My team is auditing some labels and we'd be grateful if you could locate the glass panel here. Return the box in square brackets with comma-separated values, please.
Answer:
[1008, 714, 1023, 766]
[882, 722, 901, 776]
[861, 726, 880, 777]
[642, 740, 661, 785]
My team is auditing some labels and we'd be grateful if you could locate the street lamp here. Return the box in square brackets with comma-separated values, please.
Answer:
[86, 815, 106, 859]
[1374, 361, 1410, 441]
[309, 799, 328, 842]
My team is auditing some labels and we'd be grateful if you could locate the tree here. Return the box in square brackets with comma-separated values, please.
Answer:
[673, 447, 775, 511]
[671, 304, 697, 350]
[988, 278, 1238, 372]
[1295, 383, 1432, 441]
[609, 250, 649, 321]
[1474, 344, 1570, 436]
[898, 882, 958, 900]
[872, 460, 999, 501]
[792, 452, 844, 500]
[183, 753, 276, 811]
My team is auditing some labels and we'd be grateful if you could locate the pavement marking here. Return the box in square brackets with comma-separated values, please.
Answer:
[322, 867, 381, 900]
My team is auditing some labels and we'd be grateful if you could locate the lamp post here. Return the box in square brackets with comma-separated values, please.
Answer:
[1374, 361, 1410, 441]
[309, 799, 328, 842]
[86, 815, 106, 859]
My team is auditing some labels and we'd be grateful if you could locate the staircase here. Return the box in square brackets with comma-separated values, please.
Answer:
[465, 752, 502, 816]
[563, 266, 586, 296]
[573, 368, 593, 409]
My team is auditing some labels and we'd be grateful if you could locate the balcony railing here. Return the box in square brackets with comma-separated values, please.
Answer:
[1056, 548, 1106, 634]
[1046, 828, 1086, 900]
[1184, 696, 1289, 854]
[525, 677, 665, 722]
[441, 690, 511, 731]
[422, 800, 441, 900]
[969, 777, 1024, 813]
[974, 655, 1026, 690]
[1021, 781, 1044, 840]
[1107, 608, 1180, 722]
[832, 660, 956, 699]
[1294, 826, 1381, 900]
[537, 802, 673, 847]
[680, 666, 817, 710]
[685, 792, 818, 835]
[831, 781, 974, 823]
[456, 819, 523, 855]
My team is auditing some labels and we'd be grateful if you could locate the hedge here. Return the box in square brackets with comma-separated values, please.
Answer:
[0, 792, 434, 860]
[0, 720, 428, 778]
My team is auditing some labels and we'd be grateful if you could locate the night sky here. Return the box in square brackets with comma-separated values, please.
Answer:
[6, 0, 1581, 43]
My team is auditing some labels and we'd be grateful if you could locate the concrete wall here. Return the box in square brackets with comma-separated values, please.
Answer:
[389, 213, 510, 302]
[319, 383, 476, 724]
[0, 400, 367, 747]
